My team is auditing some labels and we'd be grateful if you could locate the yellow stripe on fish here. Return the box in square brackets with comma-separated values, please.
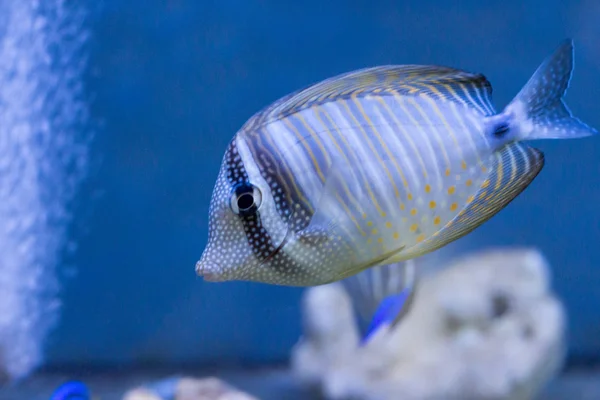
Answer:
[197, 40, 598, 287]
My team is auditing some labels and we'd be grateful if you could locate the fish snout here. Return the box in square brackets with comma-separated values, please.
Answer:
[195, 258, 225, 282]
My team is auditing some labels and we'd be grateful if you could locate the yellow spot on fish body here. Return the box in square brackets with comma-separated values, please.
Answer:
[362, 213, 367, 219]
[434, 216, 441, 225]
[407, 193, 413, 201]
[482, 166, 488, 173]
[400, 203, 406, 210]
[367, 221, 373, 227]
[450, 202, 458, 211]
[411, 208, 417, 216]
[461, 160, 467, 170]
[378, 237, 383, 243]
[385, 221, 392, 228]
[429, 201, 436, 209]
[425, 184, 431, 193]
[448, 186, 456, 195]
[381, 212, 387, 217]
[371, 228, 378, 235]
[466, 179, 473, 187]
[445, 168, 451, 177]
[393, 232, 400, 239]
[410, 223, 418, 232]
[416, 234, 425, 243]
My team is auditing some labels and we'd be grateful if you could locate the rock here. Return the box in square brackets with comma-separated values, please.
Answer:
[176, 377, 258, 400]
[291, 247, 566, 400]
[122, 376, 258, 400]
[123, 388, 162, 400]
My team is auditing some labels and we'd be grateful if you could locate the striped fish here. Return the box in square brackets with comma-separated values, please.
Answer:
[341, 260, 416, 344]
[196, 39, 597, 286]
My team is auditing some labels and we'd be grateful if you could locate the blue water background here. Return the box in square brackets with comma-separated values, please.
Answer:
[46, 0, 600, 367]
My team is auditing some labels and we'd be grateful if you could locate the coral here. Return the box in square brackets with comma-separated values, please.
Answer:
[291, 248, 566, 400]
[122, 376, 258, 400]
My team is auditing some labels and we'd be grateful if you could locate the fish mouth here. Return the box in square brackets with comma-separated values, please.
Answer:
[195, 259, 224, 282]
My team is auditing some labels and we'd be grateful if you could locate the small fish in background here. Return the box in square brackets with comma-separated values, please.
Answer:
[197, 39, 598, 287]
[342, 260, 417, 344]
[50, 380, 90, 400]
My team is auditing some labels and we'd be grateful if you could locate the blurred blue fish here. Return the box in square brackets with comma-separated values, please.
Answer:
[342, 260, 417, 344]
[50, 380, 90, 400]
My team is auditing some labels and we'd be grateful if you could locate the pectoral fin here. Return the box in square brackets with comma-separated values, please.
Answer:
[298, 153, 409, 281]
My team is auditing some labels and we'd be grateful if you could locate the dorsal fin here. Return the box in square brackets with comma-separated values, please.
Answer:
[386, 142, 545, 261]
[242, 65, 495, 132]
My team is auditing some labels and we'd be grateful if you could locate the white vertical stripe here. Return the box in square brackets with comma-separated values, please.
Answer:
[458, 83, 487, 115]
[325, 102, 391, 210]
[394, 95, 442, 189]
[265, 121, 322, 204]
[370, 105, 420, 188]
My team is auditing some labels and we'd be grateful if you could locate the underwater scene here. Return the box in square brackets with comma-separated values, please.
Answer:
[1, 1, 600, 399]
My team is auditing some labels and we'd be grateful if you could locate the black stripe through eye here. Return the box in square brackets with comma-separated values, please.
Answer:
[493, 123, 510, 138]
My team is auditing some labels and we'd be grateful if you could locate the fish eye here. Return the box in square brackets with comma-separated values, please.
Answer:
[230, 183, 262, 215]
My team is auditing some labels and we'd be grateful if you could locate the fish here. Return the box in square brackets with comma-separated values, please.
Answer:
[50, 380, 90, 400]
[341, 260, 416, 344]
[196, 39, 597, 286]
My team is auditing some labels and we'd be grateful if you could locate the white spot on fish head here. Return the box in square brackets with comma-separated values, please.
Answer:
[196, 153, 294, 284]
[196, 166, 261, 282]
[197, 136, 351, 287]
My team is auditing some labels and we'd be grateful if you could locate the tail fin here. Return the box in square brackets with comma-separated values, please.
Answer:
[505, 39, 598, 140]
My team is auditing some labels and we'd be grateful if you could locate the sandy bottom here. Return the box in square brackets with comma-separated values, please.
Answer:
[0, 367, 598, 400]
